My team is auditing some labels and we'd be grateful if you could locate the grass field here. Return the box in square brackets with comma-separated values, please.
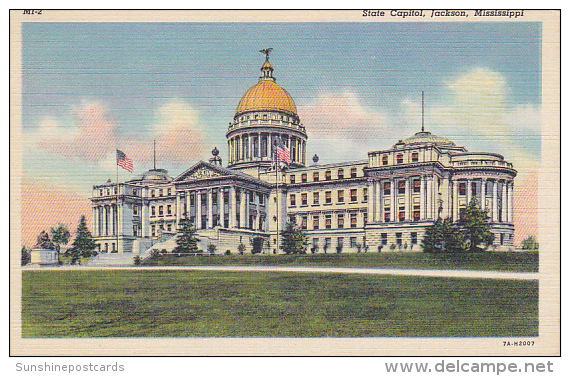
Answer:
[22, 270, 538, 338]
[143, 251, 539, 273]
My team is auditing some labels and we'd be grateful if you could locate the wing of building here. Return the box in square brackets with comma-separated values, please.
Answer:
[90, 54, 517, 255]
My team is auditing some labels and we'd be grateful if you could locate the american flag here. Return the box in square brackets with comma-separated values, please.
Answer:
[116, 149, 133, 172]
[275, 139, 290, 165]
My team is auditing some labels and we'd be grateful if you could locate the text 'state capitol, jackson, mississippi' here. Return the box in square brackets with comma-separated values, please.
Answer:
[90, 54, 517, 255]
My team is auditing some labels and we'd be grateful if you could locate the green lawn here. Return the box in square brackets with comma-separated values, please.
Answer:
[143, 251, 539, 273]
[22, 270, 538, 338]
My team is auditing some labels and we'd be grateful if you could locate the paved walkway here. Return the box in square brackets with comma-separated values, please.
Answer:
[24, 265, 539, 280]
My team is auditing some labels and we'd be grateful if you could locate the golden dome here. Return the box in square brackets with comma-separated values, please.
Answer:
[235, 79, 297, 117]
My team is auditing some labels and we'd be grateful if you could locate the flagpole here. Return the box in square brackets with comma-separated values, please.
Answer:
[116, 150, 119, 254]
[275, 142, 279, 255]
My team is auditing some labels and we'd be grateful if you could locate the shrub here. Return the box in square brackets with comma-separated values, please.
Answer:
[133, 255, 141, 266]
[225, 250, 231, 255]
[237, 243, 246, 255]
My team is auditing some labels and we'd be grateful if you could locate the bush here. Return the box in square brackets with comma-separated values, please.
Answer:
[336, 245, 343, 254]
[225, 250, 231, 255]
[237, 243, 246, 255]
[521, 235, 539, 251]
[133, 255, 141, 266]
[207, 244, 216, 255]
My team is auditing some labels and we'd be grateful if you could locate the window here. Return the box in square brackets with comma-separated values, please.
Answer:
[301, 216, 308, 230]
[413, 205, 420, 221]
[411, 232, 418, 245]
[301, 173, 307, 183]
[151, 206, 156, 217]
[133, 225, 138, 237]
[190, 194, 195, 206]
[159, 206, 164, 217]
[350, 167, 357, 178]
[384, 207, 391, 222]
[350, 213, 357, 228]
[167, 205, 172, 215]
[133, 189, 137, 196]
[312, 215, 320, 230]
[325, 215, 332, 229]
[249, 191, 254, 203]
[290, 175, 296, 184]
[312, 238, 319, 250]
[290, 194, 296, 206]
[337, 169, 344, 179]
[350, 237, 357, 248]
[259, 194, 264, 206]
[396, 154, 403, 164]
[337, 214, 344, 228]
[159, 189, 163, 197]
[413, 179, 421, 193]
[301, 193, 308, 206]
[411, 152, 419, 162]
[459, 182, 466, 196]
[396, 232, 402, 245]
[325, 191, 332, 204]
[398, 180, 406, 195]
[363, 212, 368, 225]
[325, 170, 332, 180]
[338, 190, 344, 203]
[167, 188, 171, 196]
[313, 172, 319, 182]
[151, 225, 156, 237]
[471, 182, 477, 198]
[99, 189, 103, 196]
[337, 237, 344, 249]
[151, 189, 155, 198]
[325, 238, 332, 250]
[350, 189, 357, 202]
[398, 206, 405, 222]
[363, 188, 368, 202]
[381, 233, 388, 245]
[384, 182, 391, 195]
[382, 155, 388, 165]
[133, 206, 139, 216]
[313, 192, 320, 205]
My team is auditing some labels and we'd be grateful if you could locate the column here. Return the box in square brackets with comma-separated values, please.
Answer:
[375, 180, 382, 223]
[466, 179, 472, 204]
[367, 181, 374, 224]
[452, 180, 459, 221]
[176, 192, 181, 228]
[257, 132, 261, 160]
[480, 178, 486, 210]
[501, 181, 507, 223]
[390, 179, 395, 222]
[239, 189, 246, 229]
[492, 180, 498, 222]
[218, 187, 225, 227]
[508, 182, 514, 223]
[427, 176, 433, 220]
[185, 191, 191, 220]
[229, 186, 237, 228]
[141, 204, 147, 237]
[196, 190, 202, 229]
[92, 207, 98, 236]
[207, 189, 214, 228]
[404, 179, 411, 221]
[420, 176, 426, 220]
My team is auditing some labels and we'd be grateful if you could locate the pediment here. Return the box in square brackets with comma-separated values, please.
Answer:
[175, 162, 229, 182]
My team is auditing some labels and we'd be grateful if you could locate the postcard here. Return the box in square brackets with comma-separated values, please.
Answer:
[9, 10, 560, 356]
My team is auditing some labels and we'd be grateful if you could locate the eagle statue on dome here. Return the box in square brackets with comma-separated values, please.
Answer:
[259, 48, 273, 61]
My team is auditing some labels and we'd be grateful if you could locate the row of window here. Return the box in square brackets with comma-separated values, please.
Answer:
[237, 113, 298, 124]
[292, 212, 367, 230]
[290, 167, 360, 184]
[380, 152, 420, 166]
[290, 188, 368, 207]
[380, 232, 418, 245]
[311, 236, 364, 250]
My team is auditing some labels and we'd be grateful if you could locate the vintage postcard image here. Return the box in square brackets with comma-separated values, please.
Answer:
[9, 10, 560, 356]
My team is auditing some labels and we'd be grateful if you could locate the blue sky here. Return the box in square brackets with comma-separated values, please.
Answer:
[21, 21, 541, 186]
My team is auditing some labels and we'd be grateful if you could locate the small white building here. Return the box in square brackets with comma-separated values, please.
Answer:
[30, 248, 59, 266]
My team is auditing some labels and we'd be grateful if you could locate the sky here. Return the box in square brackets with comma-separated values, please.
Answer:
[19, 22, 542, 247]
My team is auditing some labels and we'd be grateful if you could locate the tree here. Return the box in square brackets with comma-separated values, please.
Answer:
[207, 244, 216, 255]
[459, 198, 495, 252]
[423, 199, 493, 253]
[237, 243, 246, 255]
[66, 215, 97, 264]
[173, 218, 200, 254]
[21, 246, 31, 266]
[50, 224, 70, 253]
[521, 235, 539, 251]
[280, 222, 308, 254]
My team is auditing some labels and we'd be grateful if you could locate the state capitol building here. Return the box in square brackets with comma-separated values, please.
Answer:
[90, 54, 517, 255]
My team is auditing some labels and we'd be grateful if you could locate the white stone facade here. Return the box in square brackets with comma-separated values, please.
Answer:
[90, 56, 516, 254]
